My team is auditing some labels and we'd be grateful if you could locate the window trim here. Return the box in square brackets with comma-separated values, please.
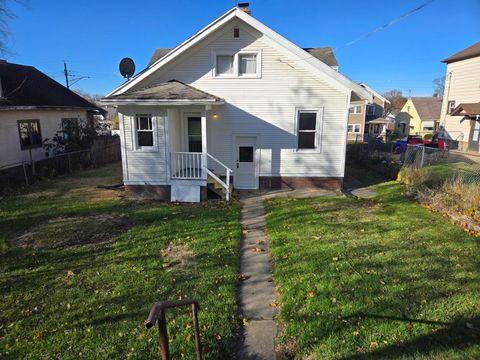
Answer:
[212, 50, 262, 78]
[17, 119, 42, 150]
[294, 108, 323, 153]
[349, 105, 362, 114]
[447, 100, 456, 114]
[133, 114, 158, 152]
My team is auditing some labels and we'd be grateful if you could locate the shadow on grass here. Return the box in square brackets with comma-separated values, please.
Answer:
[341, 316, 480, 359]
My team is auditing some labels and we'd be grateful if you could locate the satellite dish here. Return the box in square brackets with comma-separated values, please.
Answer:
[119, 57, 135, 79]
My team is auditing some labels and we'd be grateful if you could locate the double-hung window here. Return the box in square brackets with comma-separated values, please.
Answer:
[349, 105, 362, 114]
[239, 53, 257, 76]
[366, 104, 375, 116]
[216, 55, 234, 76]
[348, 124, 361, 133]
[135, 114, 154, 149]
[214, 50, 261, 78]
[18, 119, 42, 150]
[447, 100, 456, 114]
[297, 110, 321, 151]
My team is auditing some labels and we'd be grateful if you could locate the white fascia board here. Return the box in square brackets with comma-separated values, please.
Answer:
[99, 99, 225, 106]
[106, 8, 238, 97]
[234, 10, 372, 102]
[359, 82, 390, 104]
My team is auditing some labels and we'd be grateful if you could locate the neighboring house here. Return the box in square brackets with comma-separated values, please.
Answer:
[0, 61, 104, 169]
[440, 41, 480, 152]
[347, 83, 390, 141]
[102, 6, 372, 202]
[395, 96, 442, 137]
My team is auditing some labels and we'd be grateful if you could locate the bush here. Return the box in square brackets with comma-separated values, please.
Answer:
[424, 133, 433, 140]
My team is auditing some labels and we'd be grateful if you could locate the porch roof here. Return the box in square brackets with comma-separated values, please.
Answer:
[451, 102, 480, 118]
[101, 80, 224, 106]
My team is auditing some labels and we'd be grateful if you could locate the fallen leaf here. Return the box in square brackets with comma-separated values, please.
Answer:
[307, 291, 316, 298]
[332, 256, 339, 261]
[242, 318, 249, 326]
[252, 247, 265, 253]
[162, 262, 172, 269]
[369, 341, 378, 348]
[270, 302, 278, 308]
[239, 274, 251, 281]
[331, 298, 337, 304]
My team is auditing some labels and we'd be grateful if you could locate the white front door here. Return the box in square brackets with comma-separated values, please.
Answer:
[234, 136, 257, 189]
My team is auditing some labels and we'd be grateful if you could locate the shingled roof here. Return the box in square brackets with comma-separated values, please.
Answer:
[147, 47, 338, 68]
[105, 80, 223, 103]
[0, 61, 103, 112]
[442, 42, 480, 63]
[411, 97, 442, 120]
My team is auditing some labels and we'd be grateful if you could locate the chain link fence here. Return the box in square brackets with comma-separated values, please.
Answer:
[401, 144, 480, 184]
[0, 139, 121, 193]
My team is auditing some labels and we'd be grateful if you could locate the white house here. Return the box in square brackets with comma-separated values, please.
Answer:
[102, 6, 372, 202]
[0, 61, 104, 169]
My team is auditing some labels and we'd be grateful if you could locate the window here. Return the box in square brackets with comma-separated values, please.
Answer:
[233, 27, 240, 38]
[61, 118, 81, 142]
[348, 124, 361, 133]
[349, 105, 362, 114]
[187, 117, 202, 152]
[239, 53, 257, 75]
[447, 100, 456, 114]
[367, 104, 375, 116]
[18, 120, 42, 150]
[216, 55, 234, 76]
[239, 146, 254, 162]
[297, 111, 318, 150]
[213, 51, 261, 78]
[135, 114, 154, 148]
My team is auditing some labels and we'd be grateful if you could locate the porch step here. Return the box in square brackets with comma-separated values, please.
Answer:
[207, 174, 232, 200]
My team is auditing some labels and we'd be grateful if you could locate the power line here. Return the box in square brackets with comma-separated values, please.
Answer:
[63, 61, 90, 89]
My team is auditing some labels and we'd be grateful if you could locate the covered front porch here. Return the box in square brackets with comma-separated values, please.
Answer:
[103, 80, 233, 201]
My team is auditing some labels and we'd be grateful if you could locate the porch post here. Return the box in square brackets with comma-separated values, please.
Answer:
[201, 109, 207, 179]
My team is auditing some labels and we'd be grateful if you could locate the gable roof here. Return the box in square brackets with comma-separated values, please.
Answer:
[148, 46, 339, 68]
[103, 80, 223, 105]
[0, 61, 103, 112]
[106, 7, 371, 102]
[410, 97, 442, 120]
[442, 42, 480, 63]
[359, 83, 390, 104]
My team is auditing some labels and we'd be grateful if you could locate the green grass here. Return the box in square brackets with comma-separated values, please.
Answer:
[265, 180, 480, 359]
[0, 163, 241, 359]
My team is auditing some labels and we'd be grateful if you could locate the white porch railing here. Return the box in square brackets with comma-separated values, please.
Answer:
[170, 152, 232, 201]
[170, 152, 204, 179]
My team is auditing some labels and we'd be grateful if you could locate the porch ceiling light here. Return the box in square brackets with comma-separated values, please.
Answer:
[212, 113, 219, 120]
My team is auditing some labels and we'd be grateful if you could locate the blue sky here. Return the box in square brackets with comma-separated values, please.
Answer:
[5, 0, 480, 96]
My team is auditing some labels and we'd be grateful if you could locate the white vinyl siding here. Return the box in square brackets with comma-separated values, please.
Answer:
[441, 56, 480, 143]
[120, 107, 168, 183]
[118, 20, 350, 181]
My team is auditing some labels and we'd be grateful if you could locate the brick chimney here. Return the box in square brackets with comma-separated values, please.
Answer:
[238, 2, 251, 15]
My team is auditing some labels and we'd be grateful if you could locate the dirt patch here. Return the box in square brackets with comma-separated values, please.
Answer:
[10, 214, 132, 249]
[160, 242, 194, 268]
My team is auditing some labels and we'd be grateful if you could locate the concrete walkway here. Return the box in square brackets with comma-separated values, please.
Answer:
[237, 194, 278, 360]
[343, 174, 377, 199]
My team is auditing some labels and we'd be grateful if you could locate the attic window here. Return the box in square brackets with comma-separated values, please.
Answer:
[233, 27, 240, 38]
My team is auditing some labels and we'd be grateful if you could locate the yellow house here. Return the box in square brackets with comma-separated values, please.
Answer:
[395, 97, 442, 137]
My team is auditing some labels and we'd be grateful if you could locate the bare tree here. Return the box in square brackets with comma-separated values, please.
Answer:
[0, 0, 28, 56]
[383, 89, 407, 113]
[433, 75, 445, 97]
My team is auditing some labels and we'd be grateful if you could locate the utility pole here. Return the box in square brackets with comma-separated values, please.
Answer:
[64, 61, 70, 89]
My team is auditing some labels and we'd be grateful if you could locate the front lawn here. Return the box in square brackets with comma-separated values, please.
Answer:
[265, 181, 480, 359]
[0, 163, 241, 359]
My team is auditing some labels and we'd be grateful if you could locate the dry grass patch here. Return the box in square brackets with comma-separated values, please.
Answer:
[10, 214, 132, 249]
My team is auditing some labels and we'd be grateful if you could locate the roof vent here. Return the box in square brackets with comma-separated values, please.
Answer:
[238, 2, 251, 14]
